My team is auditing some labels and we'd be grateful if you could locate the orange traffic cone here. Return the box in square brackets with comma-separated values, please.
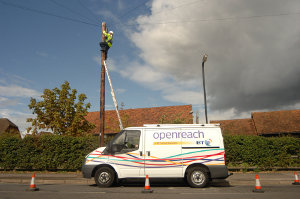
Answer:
[292, 171, 300, 185]
[26, 173, 39, 191]
[141, 175, 153, 193]
[252, 174, 264, 193]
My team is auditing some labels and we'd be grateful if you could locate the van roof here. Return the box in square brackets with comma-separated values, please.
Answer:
[125, 124, 220, 130]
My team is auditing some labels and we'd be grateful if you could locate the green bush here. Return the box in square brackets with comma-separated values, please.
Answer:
[0, 134, 299, 170]
[0, 134, 98, 170]
[224, 135, 300, 169]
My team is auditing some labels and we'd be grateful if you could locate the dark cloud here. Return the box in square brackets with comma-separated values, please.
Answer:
[129, 0, 300, 117]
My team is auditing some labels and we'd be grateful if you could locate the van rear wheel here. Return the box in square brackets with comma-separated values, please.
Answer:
[187, 167, 209, 188]
[94, 167, 115, 187]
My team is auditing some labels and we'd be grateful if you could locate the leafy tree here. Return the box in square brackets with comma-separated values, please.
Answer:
[27, 81, 95, 136]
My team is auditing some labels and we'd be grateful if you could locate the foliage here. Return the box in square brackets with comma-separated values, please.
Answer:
[1, 134, 299, 170]
[0, 134, 98, 170]
[27, 81, 95, 136]
[224, 135, 300, 169]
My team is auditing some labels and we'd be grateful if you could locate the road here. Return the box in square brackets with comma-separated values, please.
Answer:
[0, 182, 299, 199]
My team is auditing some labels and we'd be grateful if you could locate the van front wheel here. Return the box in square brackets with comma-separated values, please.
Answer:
[94, 167, 115, 187]
[187, 167, 209, 188]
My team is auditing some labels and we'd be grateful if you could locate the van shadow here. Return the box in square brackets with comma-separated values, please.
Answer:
[90, 178, 231, 188]
[118, 178, 188, 187]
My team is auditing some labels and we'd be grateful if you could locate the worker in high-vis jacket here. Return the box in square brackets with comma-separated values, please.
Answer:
[100, 30, 113, 60]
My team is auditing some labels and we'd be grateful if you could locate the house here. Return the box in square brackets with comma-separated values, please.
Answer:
[211, 118, 257, 136]
[86, 105, 193, 136]
[252, 109, 300, 136]
[211, 109, 300, 137]
[0, 118, 20, 137]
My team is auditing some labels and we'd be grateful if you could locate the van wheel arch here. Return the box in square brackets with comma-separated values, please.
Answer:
[92, 164, 118, 185]
[185, 164, 211, 188]
[92, 164, 117, 178]
[185, 164, 211, 177]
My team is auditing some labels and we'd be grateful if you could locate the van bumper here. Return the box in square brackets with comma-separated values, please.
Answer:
[208, 165, 231, 179]
[82, 163, 97, 178]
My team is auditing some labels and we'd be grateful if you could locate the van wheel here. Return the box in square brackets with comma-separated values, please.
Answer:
[94, 167, 115, 187]
[187, 167, 209, 188]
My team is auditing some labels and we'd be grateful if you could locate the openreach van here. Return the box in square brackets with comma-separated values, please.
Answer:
[82, 124, 230, 188]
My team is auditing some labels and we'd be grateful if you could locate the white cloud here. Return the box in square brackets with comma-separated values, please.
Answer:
[0, 97, 18, 107]
[0, 109, 32, 132]
[121, 0, 300, 118]
[36, 51, 49, 57]
[93, 56, 117, 71]
[116, 88, 126, 94]
[0, 72, 42, 130]
[163, 90, 202, 105]
[0, 85, 41, 98]
[117, 0, 125, 11]
[96, 9, 120, 24]
[93, 56, 101, 65]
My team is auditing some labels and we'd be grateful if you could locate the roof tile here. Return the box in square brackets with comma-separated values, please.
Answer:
[86, 105, 193, 135]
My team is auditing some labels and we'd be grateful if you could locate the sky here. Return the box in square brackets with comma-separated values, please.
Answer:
[1, 0, 300, 132]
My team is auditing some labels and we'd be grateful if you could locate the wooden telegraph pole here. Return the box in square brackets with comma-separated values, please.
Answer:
[99, 22, 106, 147]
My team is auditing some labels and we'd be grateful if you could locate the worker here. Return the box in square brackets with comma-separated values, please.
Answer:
[100, 30, 113, 60]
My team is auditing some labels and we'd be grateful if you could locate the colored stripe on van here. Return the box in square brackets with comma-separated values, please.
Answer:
[86, 149, 225, 167]
[182, 147, 220, 149]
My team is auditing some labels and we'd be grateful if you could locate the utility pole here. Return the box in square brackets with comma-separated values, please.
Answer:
[99, 22, 106, 147]
[202, 54, 208, 124]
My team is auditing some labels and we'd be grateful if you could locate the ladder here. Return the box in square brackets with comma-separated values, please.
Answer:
[103, 61, 124, 130]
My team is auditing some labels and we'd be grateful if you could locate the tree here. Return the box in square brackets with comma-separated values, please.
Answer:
[27, 81, 95, 136]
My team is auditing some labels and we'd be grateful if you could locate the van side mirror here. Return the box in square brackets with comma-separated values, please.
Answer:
[103, 141, 112, 155]
[112, 145, 118, 153]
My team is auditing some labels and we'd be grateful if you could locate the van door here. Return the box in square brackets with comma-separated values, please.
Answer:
[108, 130, 142, 178]
[180, 127, 225, 168]
[142, 129, 183, 177]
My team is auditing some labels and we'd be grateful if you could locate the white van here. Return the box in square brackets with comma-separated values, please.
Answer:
[82, 124, 230, 188]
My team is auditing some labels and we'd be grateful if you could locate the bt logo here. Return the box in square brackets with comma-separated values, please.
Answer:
[204, 139, 212, 146]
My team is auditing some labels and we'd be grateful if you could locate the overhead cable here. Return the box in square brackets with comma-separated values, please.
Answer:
[78, 0, 99, 22]
[50, 0, 99, 25]
[0, 0, 99, 27]
[118, 0, 149, 19]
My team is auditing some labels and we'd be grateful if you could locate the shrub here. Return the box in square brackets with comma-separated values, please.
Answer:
[224, 135, 300, 169]
[0, 134, 98, 170]
[1, 134, 299, 170]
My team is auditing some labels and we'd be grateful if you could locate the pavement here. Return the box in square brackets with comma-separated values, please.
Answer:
[0, 171, 298, 186]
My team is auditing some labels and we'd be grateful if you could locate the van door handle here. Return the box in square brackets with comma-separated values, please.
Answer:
[147, 151, 150, 156]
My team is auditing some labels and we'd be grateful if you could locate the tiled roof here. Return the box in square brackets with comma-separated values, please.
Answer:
[86, 105, 193, 135]
[211, 119, 257, 136]
[0, 118, 19, 134]
[252, 109, 300, 135]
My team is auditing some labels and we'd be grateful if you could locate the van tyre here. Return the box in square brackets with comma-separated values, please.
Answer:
[94, 167, 115, 187]
[187, 167, 209, 188]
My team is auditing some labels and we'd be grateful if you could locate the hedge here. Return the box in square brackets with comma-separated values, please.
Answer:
[0, 134, 299, 170]
[224, 135, 300, 169]
[0, 134, 98, 170]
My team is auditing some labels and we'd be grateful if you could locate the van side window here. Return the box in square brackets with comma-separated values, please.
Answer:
[126, 130, 141, 149]
[117, 130, 141, 154]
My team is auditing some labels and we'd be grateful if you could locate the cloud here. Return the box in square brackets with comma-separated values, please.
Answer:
[123, 0, 300, 117]
[116, 88, 126, 94]
[93, 56, 118, 71]
[163, 90, 202, 105]
[0, 109, 32, 132]
[117, 0, 125, 11]
[36, 51, 49, 57]
[0, 97, 18, 107]
[0, 85, 41, 98]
